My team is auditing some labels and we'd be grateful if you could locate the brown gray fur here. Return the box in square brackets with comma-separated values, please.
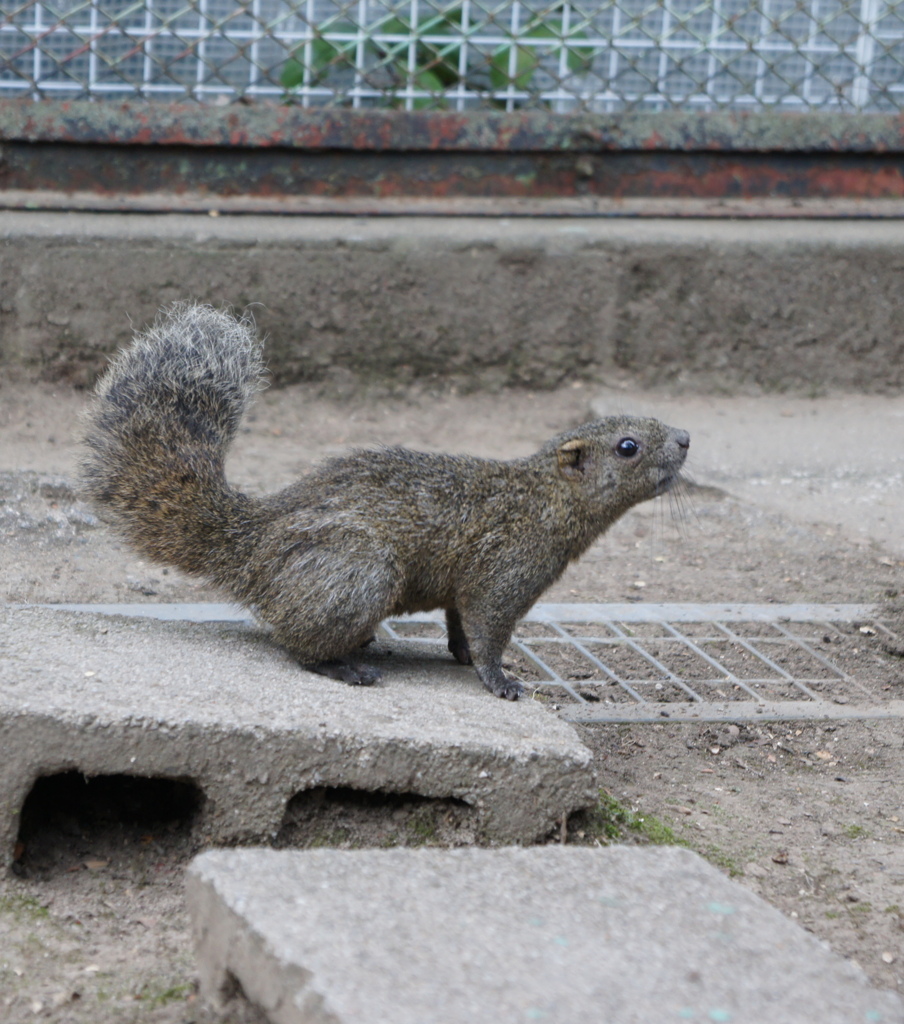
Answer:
[82, 303, 690, 700]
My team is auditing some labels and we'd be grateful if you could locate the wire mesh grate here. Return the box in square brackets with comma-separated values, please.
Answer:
[3, 0, 904, 111]
[379, 602, 904, 722]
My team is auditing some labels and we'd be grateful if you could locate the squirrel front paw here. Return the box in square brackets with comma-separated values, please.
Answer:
[479, 668, 524, 701]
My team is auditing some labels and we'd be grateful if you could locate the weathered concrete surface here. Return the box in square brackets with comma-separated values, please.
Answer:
[186, 845, 904, 1024]
[3, 212, 904, 392]
[0, 605, 595, 868]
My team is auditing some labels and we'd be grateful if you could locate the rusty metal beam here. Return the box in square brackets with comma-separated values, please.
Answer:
[2, 100, 904, 215]
[3, 143, 903, 199]
[3, 99, 904, 153]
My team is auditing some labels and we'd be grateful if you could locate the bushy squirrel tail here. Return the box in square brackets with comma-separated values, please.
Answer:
[81, 303, 266, 581]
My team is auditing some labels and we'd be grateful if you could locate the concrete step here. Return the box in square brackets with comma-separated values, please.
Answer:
[4, 212, 904, 392]
[186, 844, 904, 1024]
[0, 605, 595, 867]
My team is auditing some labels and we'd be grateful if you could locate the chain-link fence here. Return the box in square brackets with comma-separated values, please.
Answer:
[1, 0, 903, 111]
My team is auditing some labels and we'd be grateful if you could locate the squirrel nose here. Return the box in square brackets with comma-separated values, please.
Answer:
[674, 429, 690, 450]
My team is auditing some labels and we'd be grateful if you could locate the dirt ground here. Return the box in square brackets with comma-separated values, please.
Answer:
[1, 379, 903, 1023]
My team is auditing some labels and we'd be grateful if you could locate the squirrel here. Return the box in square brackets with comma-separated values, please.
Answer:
[81, 303, 689, 700]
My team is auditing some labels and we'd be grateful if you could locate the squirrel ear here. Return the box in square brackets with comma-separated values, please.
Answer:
[556, 438, 588, 481]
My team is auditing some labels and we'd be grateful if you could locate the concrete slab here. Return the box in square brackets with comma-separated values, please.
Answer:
[592, 392, 904, 558]
[186, 845, 904, 1024]
[0, 606, 595, 867]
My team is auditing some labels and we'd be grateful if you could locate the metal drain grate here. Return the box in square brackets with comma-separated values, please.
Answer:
[380, 603, 904, 723]
[44, 602, 904, 724]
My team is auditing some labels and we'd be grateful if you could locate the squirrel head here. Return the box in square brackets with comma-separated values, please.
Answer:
[549, 416, 690, 517]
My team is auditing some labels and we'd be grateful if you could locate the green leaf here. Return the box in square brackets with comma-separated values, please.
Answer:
[420, 6, 464, 32]
[418, 42, 462, 87]
[281, 22, 359, 90]
[489, 43, 537, 91]
[562, 35, 594, 75]
[313, 37, 346, 70]
[374, 9, 463, 87]
[489, 18, 594, 91]
[374, 15, 411, 34]
[414, 67, 446, 91]
[280, 57, 304, 90]
[369, 15, 412, 60]
[412, 67, 448, 108]
[385, 62, 448, 109]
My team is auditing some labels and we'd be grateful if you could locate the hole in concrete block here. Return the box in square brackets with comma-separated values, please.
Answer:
[217, 970, 271, 1024]
[275, 786, 476, 850]
[15, 772, 204, 877]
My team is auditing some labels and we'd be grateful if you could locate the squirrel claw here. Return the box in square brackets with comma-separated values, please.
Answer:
[500, 679, 524, 701]
[306, 660, 382, 687]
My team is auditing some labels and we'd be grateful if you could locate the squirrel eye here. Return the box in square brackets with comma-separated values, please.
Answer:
[615, 437, 640, 458]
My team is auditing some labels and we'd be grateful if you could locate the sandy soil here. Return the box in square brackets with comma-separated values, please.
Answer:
[1, 380, 903, 1022]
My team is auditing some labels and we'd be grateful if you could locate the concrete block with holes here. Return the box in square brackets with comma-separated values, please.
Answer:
[186, 844, 904, 1024]
[0, 605, 596, 868]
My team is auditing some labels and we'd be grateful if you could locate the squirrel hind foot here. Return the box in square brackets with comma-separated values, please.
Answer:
[305, 659, 383, 687]
[447, 636, 473, 665]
